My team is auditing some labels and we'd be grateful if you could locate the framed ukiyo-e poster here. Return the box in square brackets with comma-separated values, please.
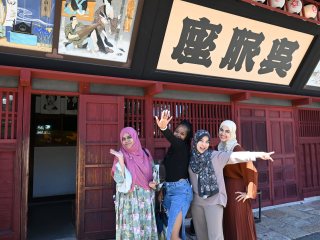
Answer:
[58, 0, 143, 65]
[304, 60, 320, 91]
[0, 0, 56, 53]
[0, 0, 143, 66]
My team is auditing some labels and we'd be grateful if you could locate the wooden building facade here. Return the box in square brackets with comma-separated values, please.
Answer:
[0, 0, 320, 239]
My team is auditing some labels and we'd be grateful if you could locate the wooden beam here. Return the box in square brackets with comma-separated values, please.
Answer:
[19, 69, 31, 87]
[145, 83, 163, 96]
[231, 92, 251, 102]
[292, 98, 312, 106]
[79, 82, 90, 94]
[0, 65, 20, 76]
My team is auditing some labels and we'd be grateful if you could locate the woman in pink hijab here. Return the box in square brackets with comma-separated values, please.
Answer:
[110, 127, 158, 240]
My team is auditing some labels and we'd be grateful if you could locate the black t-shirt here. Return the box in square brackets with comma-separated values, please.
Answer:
[161, 128, 190, 182]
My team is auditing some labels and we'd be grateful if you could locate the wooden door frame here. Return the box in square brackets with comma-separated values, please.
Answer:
[76, 94, 124, 239]
[21, 88, 78, 239]
[19, 70, 32, 240]
[0, 85, 24, 240]
[235, 103, 300, 205]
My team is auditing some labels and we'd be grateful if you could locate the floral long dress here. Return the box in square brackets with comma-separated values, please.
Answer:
[114, 168, 158, 240]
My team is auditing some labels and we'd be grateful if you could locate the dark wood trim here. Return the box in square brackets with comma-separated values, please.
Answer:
[290, 36, 320, 93]
[19, 69, 31, 87]
[292, 98, 313, 106]
[231, 92, 251, 102]
[2, 65, 320, 102]
[145, 83, 163, 96]
[79, 82, 90, 94]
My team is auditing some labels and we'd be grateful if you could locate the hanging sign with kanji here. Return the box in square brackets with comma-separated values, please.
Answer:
[157, 0, 313, 85]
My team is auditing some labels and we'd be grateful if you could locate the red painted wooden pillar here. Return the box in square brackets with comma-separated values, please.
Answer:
[20, 69, 32, 240]
[145, 83, 163, 156]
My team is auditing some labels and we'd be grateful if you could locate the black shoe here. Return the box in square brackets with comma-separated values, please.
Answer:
[104, 37, 113, 47]
[186, 227, 196, 236]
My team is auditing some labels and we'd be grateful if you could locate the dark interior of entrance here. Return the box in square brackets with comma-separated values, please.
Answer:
[27, 95, 78, 240]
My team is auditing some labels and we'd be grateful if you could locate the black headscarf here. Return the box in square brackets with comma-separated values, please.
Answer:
[190, 130, 219, 198]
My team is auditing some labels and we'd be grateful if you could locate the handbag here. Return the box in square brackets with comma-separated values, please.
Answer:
[154, 158, 166, 183]
[156, 201, 168, 236]
[160, 202, 168, 227]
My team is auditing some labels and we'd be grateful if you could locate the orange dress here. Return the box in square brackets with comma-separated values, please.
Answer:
[218, 145, 258, 240]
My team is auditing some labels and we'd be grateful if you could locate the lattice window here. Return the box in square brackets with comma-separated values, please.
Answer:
[153, 99, 231, 139]
[0, 91, 18, 139]
[124, 97, 145, 138]
[298, 109, 320, 137]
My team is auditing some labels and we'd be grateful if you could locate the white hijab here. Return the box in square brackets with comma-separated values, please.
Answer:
[217, 120, 239, 152]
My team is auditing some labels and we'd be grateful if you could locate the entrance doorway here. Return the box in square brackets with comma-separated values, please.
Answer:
[27, 94, 78, 240]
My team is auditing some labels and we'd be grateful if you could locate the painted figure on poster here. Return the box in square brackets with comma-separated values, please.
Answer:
[64, 15, 114, 54]
[86, 0, 123, 54]
[64, 15, 93, 50]
[0, 0, 55, 52]
[123, 0, 134, 32]
[41, 0, 52, 18]
[58, 0, 139, 63]
[0, 0, 6, 37]
[64, 0, 88, 15]
[3, 0, 17, 27]
[43, 95, 59, 111]
[66, 96, 78, 111]
[93, 0, 115, 48]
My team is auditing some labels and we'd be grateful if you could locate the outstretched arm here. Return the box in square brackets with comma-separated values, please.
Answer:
[228, 151, 274, 164]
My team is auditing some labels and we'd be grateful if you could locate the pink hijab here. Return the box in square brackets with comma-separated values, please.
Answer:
[112, 127, 153, 191]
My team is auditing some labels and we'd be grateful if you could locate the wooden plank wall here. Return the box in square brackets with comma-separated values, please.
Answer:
[297, 109, 320, 198]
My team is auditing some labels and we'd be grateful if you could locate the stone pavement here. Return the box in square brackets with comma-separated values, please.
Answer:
[186, 196, 320, 240]
[50, 197, 320, 240]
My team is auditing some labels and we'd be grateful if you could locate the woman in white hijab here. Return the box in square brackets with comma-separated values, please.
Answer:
[189, 127, 273, 240]
[216, 120, 258, 240]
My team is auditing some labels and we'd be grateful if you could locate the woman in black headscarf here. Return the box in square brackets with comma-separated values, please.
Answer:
[189, 130, 273, 240]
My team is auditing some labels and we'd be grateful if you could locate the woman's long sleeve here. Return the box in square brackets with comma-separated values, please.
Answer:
[161, 128, 184, 147]
[241, 161, 258, 199]
[233, 145, 258, 199]
[227, 151, 258, 164]
[113, 163, 125, 184]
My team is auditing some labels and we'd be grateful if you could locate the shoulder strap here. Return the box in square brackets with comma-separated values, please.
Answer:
[142, 148, 149, 157]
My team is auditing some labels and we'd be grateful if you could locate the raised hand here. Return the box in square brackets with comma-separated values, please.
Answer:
[110, 149, 124, 166]
[155, 110, 173, 130]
